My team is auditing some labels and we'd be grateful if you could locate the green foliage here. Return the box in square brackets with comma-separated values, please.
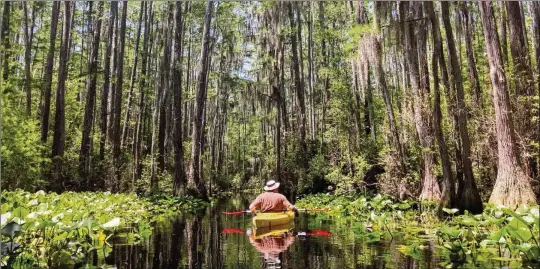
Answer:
[0, 190, 207, 267]
[1, 92, 48, 190]
[297, 194, 540, 267]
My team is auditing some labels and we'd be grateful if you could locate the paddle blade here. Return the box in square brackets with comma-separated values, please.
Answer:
[222, 210, 248, 215]
[222, 228, 245, 234]
[307, 230, 332, 237]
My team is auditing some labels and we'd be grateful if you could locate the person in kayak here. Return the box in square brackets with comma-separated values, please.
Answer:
[249, 180, 298, 215]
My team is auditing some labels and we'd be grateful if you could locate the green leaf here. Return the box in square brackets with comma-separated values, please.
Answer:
[442, 208, 459, 215]
[1, 222, 22, 239]
[12, 207, 29, 219]
[490, 227, 507, 241]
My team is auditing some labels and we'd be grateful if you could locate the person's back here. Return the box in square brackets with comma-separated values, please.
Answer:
[250, 192, 291, 213]
[249, 180, 296, 213]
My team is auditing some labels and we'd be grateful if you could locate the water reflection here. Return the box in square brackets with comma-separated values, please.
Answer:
[247, 224, 295, 268]
[104, 196, 449, 269]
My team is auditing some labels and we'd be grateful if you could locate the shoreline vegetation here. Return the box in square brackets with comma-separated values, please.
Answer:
[1, 190, 207, 267]
[296, 193, 540, 267]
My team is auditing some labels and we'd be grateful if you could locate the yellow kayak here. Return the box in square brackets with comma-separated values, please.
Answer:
[252, 211, 295, 229]
[252, 223, 294, 239]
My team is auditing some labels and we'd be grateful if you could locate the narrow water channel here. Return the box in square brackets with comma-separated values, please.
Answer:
[107, 195, 440, 269]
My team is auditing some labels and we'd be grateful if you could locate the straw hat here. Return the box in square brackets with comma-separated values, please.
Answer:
[264, 180, 280, 191]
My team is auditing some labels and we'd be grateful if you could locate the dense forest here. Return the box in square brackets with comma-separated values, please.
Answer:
[0, 1, 539, 212]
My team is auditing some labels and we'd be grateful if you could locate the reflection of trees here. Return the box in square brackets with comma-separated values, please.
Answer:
[206, 206, 224, 268]
[188, 214, 203, 269]
[170, 216, 186, 269]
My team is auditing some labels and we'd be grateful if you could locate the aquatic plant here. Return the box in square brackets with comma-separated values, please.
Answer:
[0, 190, 207, 267]
[296, 194, 540, 267]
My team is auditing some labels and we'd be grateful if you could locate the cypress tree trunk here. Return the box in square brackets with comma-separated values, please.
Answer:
[461, 3, 482, 109]
[80, 1, 104, 180]
[121, 2, 144, 148]
[478, 1, 536, 207]
[22, 2, 35, 117]
[172, 2, 185, 196]
[441, 2, 483, 213]
[187, 0, 213, 201]
[288, 3, 307, 170]
[40, 1, 60, 143]
[404, 2, 440, 202]
[426, 2, 454, 209]
[1, 1, 10, 81]
[112, 1, 128, 191]
[133, 2, 151, 186]
[533, 2, 540, 184]
[505, 1, 536, 177]
[51, 1, 73, 190]
[100, 1, 118, 160]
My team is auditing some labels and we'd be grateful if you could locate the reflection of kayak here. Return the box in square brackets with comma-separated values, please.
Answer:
[251, 223, 294, 239]
[252, 211, 295, 229]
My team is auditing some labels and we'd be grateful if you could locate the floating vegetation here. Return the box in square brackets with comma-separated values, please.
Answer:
[0, 190, 207, 267]
[296, 194, 540, 267]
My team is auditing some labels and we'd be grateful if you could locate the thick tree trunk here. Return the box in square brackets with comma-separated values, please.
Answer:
[478, 2, 536, 207]
[51, 1, 73, 189]
[172, 2, 185, 196]
[404, 2, 440, 202]
[100, 1, 118, 160]
[441, 2, 483, 213]
[505, 1, 536, 176]
[121, 2, 144, 148]
[187, 0, 213, 201]
[40, 1, 60, 143]
[80, 1, 104, 180]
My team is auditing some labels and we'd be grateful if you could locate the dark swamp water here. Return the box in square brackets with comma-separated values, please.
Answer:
[104, 195, 450, 269]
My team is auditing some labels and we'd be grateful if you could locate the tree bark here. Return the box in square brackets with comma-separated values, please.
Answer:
[505, 1, 535, 174]
[112, 1, 128, 191]
[121, 2, 144, 148]
[426, 2, 454, 209]
[533, 2, 540, 183]
[22, 2, 35, 117]
[172, 2, 185, 196]
[80, 1, 104, 180]
[1, 1, 10, 81]
[404, 2, 440, 202]
[478, 1, 537, 207]
[51, 1, 73, 189]
[461, 3, 482, 109]
[441, 2, 482, 213]
[187, 0, 213, 201]
[369, 35, 406, 178]
[100, 1, 118, 160]
[288, 3, 307, 170]
[40, 1, 60, 143]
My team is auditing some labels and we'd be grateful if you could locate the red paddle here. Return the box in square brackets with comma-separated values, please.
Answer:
[221, 208, 329, 215]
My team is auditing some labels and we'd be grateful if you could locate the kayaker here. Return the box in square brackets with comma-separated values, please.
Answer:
[249, 180, 298, 215]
